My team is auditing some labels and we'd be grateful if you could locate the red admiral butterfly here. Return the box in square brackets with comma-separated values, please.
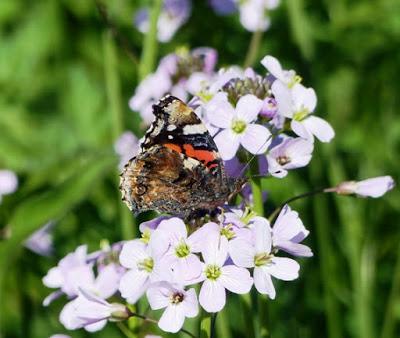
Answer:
[119, 95, 246, 220]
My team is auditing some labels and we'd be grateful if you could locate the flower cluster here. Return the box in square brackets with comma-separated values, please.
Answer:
[129, 47, 217, 125]
[43, 205, 312, 334]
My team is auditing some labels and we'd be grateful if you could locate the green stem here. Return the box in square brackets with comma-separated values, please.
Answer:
[249, 160, 269, 337]
[103, 32, 135, 240]
[200, 312, 212, 338]
[138, 0, 163, 80]
[380, 242, 400, 338]
[216, 308, 232, 338]
[244, 30, 264, 68]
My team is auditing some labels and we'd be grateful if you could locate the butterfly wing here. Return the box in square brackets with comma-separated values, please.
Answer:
[120, 95, 232, 218]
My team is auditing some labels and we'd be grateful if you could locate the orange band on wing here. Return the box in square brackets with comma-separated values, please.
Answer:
[164, 143, 182, 153]
[183, 144, 216, 166]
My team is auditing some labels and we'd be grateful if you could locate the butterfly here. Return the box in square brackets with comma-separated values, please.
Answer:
[119, 95, 246, 220]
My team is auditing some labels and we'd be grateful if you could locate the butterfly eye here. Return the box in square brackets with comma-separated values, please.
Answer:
[136, 184, 147, 196]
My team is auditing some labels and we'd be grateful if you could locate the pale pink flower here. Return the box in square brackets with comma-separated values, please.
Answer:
[333, 176, 395, 198]
[206, 93, 271, 160]
[198, 235, 253, 312]
[272, 205, 313, 257]
[229, 218, 299, 299]
[267, 137, 314, 178]
[146, 282, 198, 333]
[0, 169, 18, 202]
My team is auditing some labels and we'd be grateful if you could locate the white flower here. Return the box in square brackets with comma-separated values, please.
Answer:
[272, 205, 313, 257]
[206, 93, 272, 160]
[150, 218, 203, 285]
[267, 137, 314, 178]
[146, 282, 198, 333]
[119, 240, 168, 304]
[198, 235, 253, 312]
[60, 290, 128, 332]
[272, 82, 335, 143]
[229, 218, 299, 299]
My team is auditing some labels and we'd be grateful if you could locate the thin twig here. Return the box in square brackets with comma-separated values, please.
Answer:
[95, 0, 139, 65]
[268, 187, 330, 222]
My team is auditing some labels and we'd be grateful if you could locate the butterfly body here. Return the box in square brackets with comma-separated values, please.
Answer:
[120, 95, 245, 219]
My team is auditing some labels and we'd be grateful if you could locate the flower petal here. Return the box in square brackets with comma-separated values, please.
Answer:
[182, 288, 199, 318]
[158, 304, 186, 333]
[302, 116, 335, 143]
[214, 129, 240, 161]
[206, 92, 234, 128]
[119, 240, 148, 269]
[254, 267, 276, 299]
[146, 283, 170, 310]
[253, 219, 272, 254]
[261, 55, 284, 81]
[119, 270, 149, 303]
[95, 264, 120, 299]
[235, 94, 263, 122]
[228, 238, 255, 268]
[267, 257, 299, 281]
[220, 265, 253, 294]
[275, 241, 313, 257]
[240, 124, 272, 154]
[199, 280, 226, 312]
[271, 81, 293, 118]
[291, 120, 313, 141]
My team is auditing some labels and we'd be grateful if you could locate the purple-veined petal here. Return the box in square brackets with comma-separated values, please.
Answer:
[220, 265, 253, 294]
[199, 280, 226, 312]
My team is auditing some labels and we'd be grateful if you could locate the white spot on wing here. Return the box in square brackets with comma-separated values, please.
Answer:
[183, 123, 208, 135]
[167, 125, 177, 131]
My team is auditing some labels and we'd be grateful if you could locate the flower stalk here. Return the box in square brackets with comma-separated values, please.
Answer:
[138, 0, 163, 80]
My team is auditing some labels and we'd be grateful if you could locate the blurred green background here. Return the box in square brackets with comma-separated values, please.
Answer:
[0, 0, 399, 337]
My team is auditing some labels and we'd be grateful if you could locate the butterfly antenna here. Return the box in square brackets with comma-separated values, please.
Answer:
[236, 134, 273, 178]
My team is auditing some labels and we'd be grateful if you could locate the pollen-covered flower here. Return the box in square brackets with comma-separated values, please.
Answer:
[272, 205, 313, 257]
[135, 0, 192, 43]
[272, 82, 335, 143]
[198, 235, 253, 312]
[229, 218, 299, 299]
[331, 176, 395, 198]
[146, 282, 199, 333]
[206, 93, 271, 160]
[0, 169, 18, 202]
[267, 137, 314, 178]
